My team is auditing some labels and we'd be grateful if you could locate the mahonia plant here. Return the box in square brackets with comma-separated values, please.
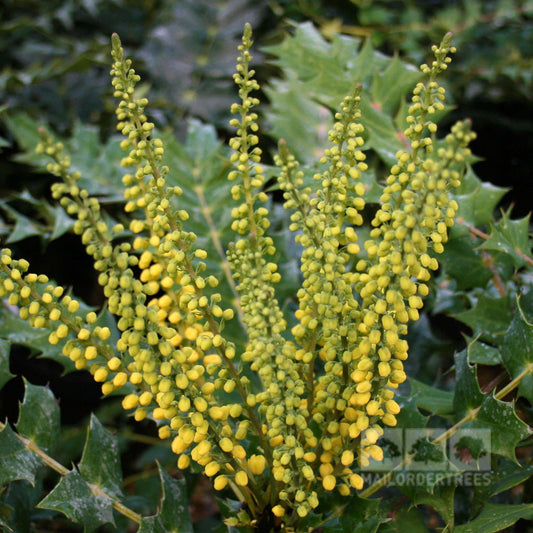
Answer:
[0, 25, 476, 530]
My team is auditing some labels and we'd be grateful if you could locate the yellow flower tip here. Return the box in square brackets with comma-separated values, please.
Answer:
[322, 474, 336, 491]
[235, 470, 248, 487]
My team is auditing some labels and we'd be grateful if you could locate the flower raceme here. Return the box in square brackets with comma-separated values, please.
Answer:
[0, 26, 475, 527]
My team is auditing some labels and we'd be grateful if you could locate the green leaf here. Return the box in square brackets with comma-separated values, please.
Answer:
[0, 339, 13, 390]
[50, 205, 75, 241]
[37, 469, 114, 532]
[472, 395, 532, 463]
[395, 395, 429, 429]
[139, 464, 192, 533]
[264, 82, 332, 164]
[78, 415, 123, 498]
[0, 424, 40, 485]
[378, 504, 430, 532]
[453, 349, 484, 415]
[0, 308, 75, 371]
[481, 211, 532, 269]
[408, 378, 454, 416]
[454, 502, 533, 533]
[453, 294, 513, 345]
[439, 237, 493, 290]
[501, 293, 533, 403]
[16, 380, 60, 454]
[453, 168, 508, 235]
[3, 209, 43, 244]
[404, 484, 456, 529]
[360, 95, 404, 167]
[321, 494, 382, 533]
[487, 461, 533, 497]
[466, 339, 502, 366]
[156, 465, 192, 533]
[371, 55, 422, 115]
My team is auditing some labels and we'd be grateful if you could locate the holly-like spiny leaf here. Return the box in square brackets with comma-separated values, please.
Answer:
[16, 379, 60, 454]
[0, 424, 41, 486]
[454, 502, 533, 533]
[0, 339, 13, 390]
[138, 463, 192, 533]
[78, 414, 123, 498]
[37, 469, 114, 532]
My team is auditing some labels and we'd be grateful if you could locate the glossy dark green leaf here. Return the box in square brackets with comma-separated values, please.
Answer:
[378, 504, 430, 532]
[466, 339, 502, 366]
[453, 168, 508, 235]
[321, 494, 382, 533]
[360, 96, 404, 167]
[404, 484, 456, 529]
[439, 237, 493, 289]
[264, 83, 332, 164]
[0, 307, 76, 371]
[395, 394, 429, 428]
[481, 211, 532, 269]
[37, 469, 114, 532]
[78, 415, 123, 498]
[50, 205, 75, 241]
[5, 211, 42, 244]
[453, 349, 484, 415]
[0, 339, 13, 390]
[454, 502, 533, 533]
[16, 380, 60, 454]
[471, 395, 531, 463]
[453, 294, 513, 345]
[0, 424, 40, 485]
[501, 294, 533, 403]
[138, 515, 166, 533]
[408, 378, 454, 415]
[156, 465, 192, 533]
[487, 461, 533, 497]
[139, 464, 192, 533]
[371, 55, 422, 114]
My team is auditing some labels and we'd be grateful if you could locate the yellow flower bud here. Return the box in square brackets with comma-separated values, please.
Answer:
[205, 461, 221, 477]
[272, 505, 285, 517]
[322, 474, 336, 491]
[248, 454, 266, 475]
[219, 437, 233, 453]
[235, 470, 248, 487]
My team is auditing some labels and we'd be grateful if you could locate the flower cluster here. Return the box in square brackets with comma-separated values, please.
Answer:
[0, 27, 475, 529]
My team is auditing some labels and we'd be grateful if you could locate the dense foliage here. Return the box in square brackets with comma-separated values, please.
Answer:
[0, 3, 531, 533]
